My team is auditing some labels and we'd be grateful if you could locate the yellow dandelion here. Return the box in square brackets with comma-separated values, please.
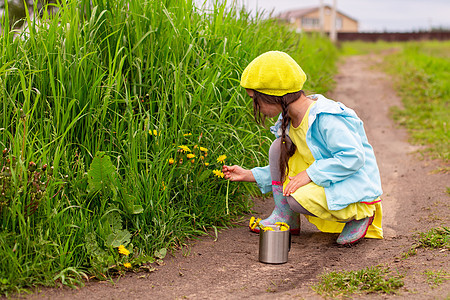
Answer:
[276, 222, 290, 231]
[249, 216, 255, 226]
[183, 133, 192, 137]
[204, 162, 210, 167]
[212, 169, 224, 178]
[118, 245, 130, 256]
[275, 222, 289, 228]
[149, 129, 159, 136]
[250, 217, 261, 230]
[199, 147, 208, 152]
[178, 145, 191, 153]
[168, 158, 175, 165]
[216, 155, 227, 164]
[249, 216, 257, 230]
[124, 262, 132, 268]
[186, 153, 195, 159]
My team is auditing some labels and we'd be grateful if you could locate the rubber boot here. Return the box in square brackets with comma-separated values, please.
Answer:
[249, 184, 300, 235]
[336, 216, 374, 245]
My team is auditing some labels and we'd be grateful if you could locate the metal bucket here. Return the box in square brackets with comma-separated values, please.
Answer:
[258, 225, 291, 264]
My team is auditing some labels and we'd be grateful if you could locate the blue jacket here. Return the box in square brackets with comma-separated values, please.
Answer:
[251, 94, 383, 211]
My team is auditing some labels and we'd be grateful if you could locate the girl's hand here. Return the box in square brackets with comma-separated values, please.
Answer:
[283, 171, 311, 196]
[222, 165, 255, 182]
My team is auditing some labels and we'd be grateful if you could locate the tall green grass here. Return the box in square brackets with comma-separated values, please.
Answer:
[0, 0, 337, 294]
[384, 41, 450, 161]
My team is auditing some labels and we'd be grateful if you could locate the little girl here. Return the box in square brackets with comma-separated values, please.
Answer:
[222, 51, 383, 245]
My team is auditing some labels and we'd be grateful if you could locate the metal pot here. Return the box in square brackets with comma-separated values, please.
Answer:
[258, 225, 291, 264]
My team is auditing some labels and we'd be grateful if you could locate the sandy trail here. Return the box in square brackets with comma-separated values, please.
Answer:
[27, 53, 449, 300]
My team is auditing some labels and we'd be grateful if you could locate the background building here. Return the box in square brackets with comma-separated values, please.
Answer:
[278, 5, 358, 33]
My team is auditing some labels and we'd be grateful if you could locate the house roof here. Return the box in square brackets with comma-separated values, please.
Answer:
[278, 6, 317, 19]
[278, 5, 358, 23]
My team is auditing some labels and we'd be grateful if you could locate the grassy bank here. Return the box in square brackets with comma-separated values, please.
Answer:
[341, 41, 450, 163]
[385, 41, 450, 162]
[0, 0, 337, 294]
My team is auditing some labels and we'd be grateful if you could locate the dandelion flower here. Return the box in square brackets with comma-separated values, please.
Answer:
[212, 169, 224, 178]
[249, 216, 255, 229]
[275, 222, 289, 228]
[204, 162, 210, 167]
[263, 227, 275, 232]
[118, 245, 130, 256]
[216, 155, 227, 164]
[183, 133, 192, 137]
[276, 222, 290, 231]
[199, 147, 208, 152]
[186, 153, 195, 159]
[149, 129, 159, 136]
[124, 262, 132, 268]
[249, 217, 261, 230]
[168, 158, 174, 165]
[178, 145, 191, 153]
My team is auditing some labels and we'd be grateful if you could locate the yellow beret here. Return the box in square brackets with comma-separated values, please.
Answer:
[240, 51, 306, 97]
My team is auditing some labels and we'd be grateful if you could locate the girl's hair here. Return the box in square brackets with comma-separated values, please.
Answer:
[252, 89, 305, 183]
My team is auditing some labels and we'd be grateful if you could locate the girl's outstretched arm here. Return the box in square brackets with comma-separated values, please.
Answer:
[222, 165, 255, 182]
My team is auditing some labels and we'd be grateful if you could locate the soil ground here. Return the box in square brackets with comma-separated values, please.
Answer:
[26, 53, 449, 299]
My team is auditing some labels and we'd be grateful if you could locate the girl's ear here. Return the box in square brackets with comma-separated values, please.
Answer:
[245, 89, 254, 98]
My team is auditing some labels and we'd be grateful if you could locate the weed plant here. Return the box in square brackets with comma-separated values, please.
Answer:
[0, 0, 337, 294]
[416, 227, 449, 249]
[402, 227, 449, 259]
[423, 269, 450, 288]
[312, 265, 404, 298]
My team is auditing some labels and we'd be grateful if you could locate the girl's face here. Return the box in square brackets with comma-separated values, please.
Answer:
[246, 89, 282, 118]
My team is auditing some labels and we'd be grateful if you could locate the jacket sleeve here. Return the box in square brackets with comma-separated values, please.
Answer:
[251, 165, 272, 194]
[306, 114, 365, 187]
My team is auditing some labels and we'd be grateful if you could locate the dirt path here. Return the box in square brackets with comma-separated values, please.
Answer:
[29, 53, 449, 299]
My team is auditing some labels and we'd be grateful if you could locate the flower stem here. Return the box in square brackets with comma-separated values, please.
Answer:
[226, 179, 229, 215]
